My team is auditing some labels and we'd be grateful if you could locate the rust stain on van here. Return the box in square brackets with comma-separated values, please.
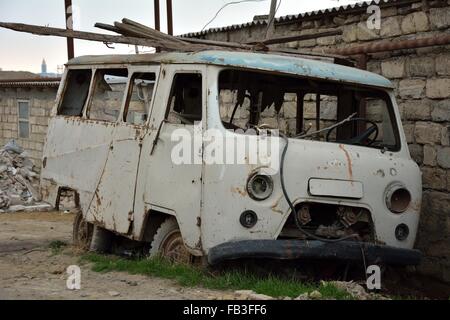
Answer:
[231, 187, 247, 197]
[271, 195, 284, 214]
[339, 144, 353, 181]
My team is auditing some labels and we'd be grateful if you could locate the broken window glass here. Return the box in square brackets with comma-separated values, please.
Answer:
[59, 69, 92, 117]
[124, 72, 156, 125]
[166, 73, 203, 125]
[88, 69, 128, 122]
[218, 69, 399, 151]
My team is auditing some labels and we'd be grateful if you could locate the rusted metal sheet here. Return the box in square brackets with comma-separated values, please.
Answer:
[0, 78, 60, 87]
[329, 34, 450, 56]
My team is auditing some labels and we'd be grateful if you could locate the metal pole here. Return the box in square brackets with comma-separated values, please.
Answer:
[154, 0, 160, 31]
[166, 0, 173, 35]
[64, 0, 74, 60]
[266, 0, 277, 39]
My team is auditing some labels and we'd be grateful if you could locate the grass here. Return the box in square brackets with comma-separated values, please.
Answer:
[81, 253, 352, 299]
[49, 240, 68, 254]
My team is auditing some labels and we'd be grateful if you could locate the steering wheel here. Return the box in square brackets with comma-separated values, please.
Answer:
[326, 118, 379, 146]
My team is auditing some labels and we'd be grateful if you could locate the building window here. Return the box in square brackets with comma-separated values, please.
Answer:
[18, 100, 30, 138]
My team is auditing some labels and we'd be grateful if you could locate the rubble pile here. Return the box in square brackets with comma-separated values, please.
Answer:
[0, 140, 46, 212]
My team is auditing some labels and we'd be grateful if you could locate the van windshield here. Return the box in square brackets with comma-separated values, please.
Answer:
[218, 69, 399, 151]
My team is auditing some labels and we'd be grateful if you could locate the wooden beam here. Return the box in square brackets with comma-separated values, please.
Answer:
[64, 0, 74, 59]
[166, 0, 173, 35]
[266, 0, 277, 39]
[0, 22, 187, 51]
[181, 36, 253, 49]
[248, 30, 342, 45]
[122, 18, 186, 44]
[154, 0, 160, 31]
[94, 23, 122, 34]
[117, 18, 252, 50]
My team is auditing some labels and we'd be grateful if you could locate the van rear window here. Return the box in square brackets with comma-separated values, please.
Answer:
[58, 69, 92, 116]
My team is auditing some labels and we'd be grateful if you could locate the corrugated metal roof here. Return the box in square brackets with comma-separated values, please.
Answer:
[183, 0, 413, 37]
[68, 50, 393, 89]
[0, 78, 60, 88]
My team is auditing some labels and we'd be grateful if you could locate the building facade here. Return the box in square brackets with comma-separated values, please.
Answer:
[0, 79, 60, 167]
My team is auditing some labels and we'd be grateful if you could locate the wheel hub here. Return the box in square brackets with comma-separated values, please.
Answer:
[161, 230, 191, 264]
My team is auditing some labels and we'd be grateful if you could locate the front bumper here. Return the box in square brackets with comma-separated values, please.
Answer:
[208, 240, 422, 266]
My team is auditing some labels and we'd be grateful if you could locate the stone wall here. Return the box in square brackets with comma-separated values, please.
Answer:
[0, 86, 57, 166]
[202, 0, 450, 282]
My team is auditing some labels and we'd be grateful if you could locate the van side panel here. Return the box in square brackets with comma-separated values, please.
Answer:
[41, 117, 116, 215]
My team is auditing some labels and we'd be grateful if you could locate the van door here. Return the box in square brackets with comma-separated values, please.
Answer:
[85, 67, 159, 235]
[133, 65, 205, 253]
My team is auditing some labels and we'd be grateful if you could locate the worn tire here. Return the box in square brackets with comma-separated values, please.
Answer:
[72, 211, 94, 251]
[149, 217, 192, 264]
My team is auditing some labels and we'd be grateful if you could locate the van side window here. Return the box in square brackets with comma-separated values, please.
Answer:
[124, 73, 156, 125]
[166, 73, 202, 125]
[87, 69, 128, 122]
[59, 69, 92, 116]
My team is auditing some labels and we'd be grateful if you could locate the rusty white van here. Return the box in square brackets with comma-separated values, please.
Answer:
[40, 50, 422, 266]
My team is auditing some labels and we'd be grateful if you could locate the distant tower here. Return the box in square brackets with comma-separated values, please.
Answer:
[41, 59, 47, 75]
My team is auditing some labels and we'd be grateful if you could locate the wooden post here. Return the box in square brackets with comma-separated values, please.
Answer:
[266, 0, 277, 39]
[296, 91, 304, 135]
[154, 0, 160, 31]
[166, 0, 173, 35]
[315, 94, 320, 138]
[64, 0, 74, 60]
[356, 54, 367, 135]
[154, 0, 161, 52]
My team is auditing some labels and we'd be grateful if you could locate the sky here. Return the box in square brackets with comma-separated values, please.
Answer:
[0, 0, 362, 73]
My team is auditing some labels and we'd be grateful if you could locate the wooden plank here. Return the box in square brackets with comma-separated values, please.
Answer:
[94, 23, 122, 34]
[248, 30, 342, 45]
[122, 18, 186, 44]
[0, 22, 190, 51]
[105, 18, 251, 49]
[114, 22, 202, 51]
[181, 36, 253, 49]
[0, 21, 352, 65]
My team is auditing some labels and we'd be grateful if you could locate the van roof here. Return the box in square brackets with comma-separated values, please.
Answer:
[67, 50, 393, 89]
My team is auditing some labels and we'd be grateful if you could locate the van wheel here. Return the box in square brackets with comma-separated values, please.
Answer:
[149, 217, 192, 264]
[73, 211, 94, 250]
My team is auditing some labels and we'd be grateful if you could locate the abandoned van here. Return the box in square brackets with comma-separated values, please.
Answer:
[40, 50, 422, 266]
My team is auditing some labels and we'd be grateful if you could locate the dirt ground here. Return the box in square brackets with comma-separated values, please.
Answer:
[0, 211, 227, 300]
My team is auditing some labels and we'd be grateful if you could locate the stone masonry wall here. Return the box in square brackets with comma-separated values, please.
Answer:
[203, 0, 450, 282]
[0, 86, 57, 167]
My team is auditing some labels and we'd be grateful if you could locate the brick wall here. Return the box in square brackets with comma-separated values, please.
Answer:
[201, 0, 450, 282]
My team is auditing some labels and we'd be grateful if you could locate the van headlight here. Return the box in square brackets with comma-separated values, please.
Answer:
[247, 174, 273, 201]
[385, 183, 411, 213]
